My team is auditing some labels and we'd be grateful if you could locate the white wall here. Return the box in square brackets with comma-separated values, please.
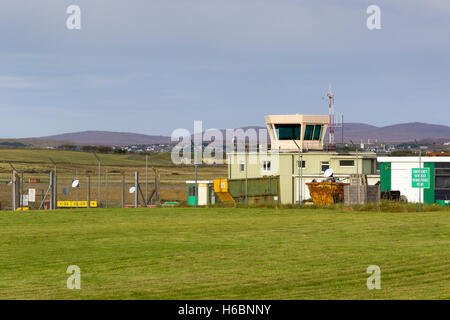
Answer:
[391, 162, 423, 203]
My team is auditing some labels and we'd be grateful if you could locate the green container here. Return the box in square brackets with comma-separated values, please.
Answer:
[228, 176, 280, 203]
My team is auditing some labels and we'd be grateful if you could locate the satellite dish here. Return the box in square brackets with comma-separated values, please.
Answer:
[129, 187, 136, 194]
[324, 168, 333, 178]
[72, 180, 80, 188]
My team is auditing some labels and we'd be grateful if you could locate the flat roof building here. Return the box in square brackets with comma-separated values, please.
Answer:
[227, 114, 379, 205]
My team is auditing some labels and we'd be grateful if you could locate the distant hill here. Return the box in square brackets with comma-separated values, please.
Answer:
[38, 131, 172, 146]
[332, 122, 450, 143]
[200, 123, 450, 144]
[4, 122, 448, 147]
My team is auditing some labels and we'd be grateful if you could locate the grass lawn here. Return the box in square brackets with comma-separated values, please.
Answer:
[0, 208, 449, 300]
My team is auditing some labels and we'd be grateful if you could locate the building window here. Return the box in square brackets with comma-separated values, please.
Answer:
[263, 161, 271, 172]
[436, 176, 450, 189]
[436, 168, 450, 189]
[189, 186, 196, 196]
[240, 162, 245, 172]
[275, 124, 301, 140]
[304, 125, 323, 141]
[339, 160, 355, 167]
[313, 125, 323, 140]
[321, 161, 330, 172]
[297, 160, 306, 168]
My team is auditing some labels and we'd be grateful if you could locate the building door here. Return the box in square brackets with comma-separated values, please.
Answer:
[198, 183, 208, 206]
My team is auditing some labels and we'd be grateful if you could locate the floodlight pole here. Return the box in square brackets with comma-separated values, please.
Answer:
[293, 140, 302, 205]
[93, 153, 101, 207]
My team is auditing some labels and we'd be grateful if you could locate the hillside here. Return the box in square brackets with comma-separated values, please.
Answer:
[1, 122, 448, 147]
[38, 131, 171, 146]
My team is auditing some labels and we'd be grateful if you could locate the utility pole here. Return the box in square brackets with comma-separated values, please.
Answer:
[194, 161, 198, 208]
[135, 171, 139, 208]
[145, 153, 149, 206]
[12, 170, 17, 211]
[49, 171, 54, 210]
[350, 140, 360, 205]
[121, 174, 125, 209]
[419, 145, 422, 212]
[49, 158, 57, 209]
[93, 153, 101, 207]
[105, 169, 108, 208]
[21, 171, 24, 212]
[75, 168, 78, 208]
[293, 140, 302, 205]
[8, 162, 17, 211]
[245, 152, 248, 205]
[193, 143, 200, 208]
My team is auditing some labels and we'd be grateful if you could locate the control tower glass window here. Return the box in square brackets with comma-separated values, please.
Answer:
[313, 125, 322, 140]
[275, 124, 301, 140]
[304, 125, 323, 141]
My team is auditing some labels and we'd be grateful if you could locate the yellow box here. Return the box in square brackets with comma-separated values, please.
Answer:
[214, 179, 228, 192]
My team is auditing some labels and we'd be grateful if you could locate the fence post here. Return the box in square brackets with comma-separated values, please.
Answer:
[122, 174, 125, 208]
[49, 171, 54, 210]
[21, 171, 24, 212]
[87, 175, 91, 208]
[135, 171, 139, 208]
[12, 170, 17, 211]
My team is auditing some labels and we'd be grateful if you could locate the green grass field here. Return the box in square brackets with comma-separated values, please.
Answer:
[0, 207, 449, 300]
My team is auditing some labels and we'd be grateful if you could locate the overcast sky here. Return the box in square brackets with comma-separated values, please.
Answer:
[1, 0, 449, 138]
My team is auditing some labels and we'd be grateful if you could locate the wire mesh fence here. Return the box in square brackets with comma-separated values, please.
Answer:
[0, 167, 187, 211]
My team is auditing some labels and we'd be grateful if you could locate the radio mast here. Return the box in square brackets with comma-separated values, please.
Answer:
[327, 85, 335, 150]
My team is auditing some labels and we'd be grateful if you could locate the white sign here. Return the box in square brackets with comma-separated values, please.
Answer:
[28, 189, 36, 202]
[21, 195, 29, 206]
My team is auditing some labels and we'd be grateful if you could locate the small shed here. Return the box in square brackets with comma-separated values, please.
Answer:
[186, 180, 215, 206]
[377, 156, 450, 204]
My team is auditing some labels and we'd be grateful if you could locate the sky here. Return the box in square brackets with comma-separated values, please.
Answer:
[0, 0, 449, 138]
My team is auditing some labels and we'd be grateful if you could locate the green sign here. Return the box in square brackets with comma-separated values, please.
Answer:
[412, 168, 430, 189]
